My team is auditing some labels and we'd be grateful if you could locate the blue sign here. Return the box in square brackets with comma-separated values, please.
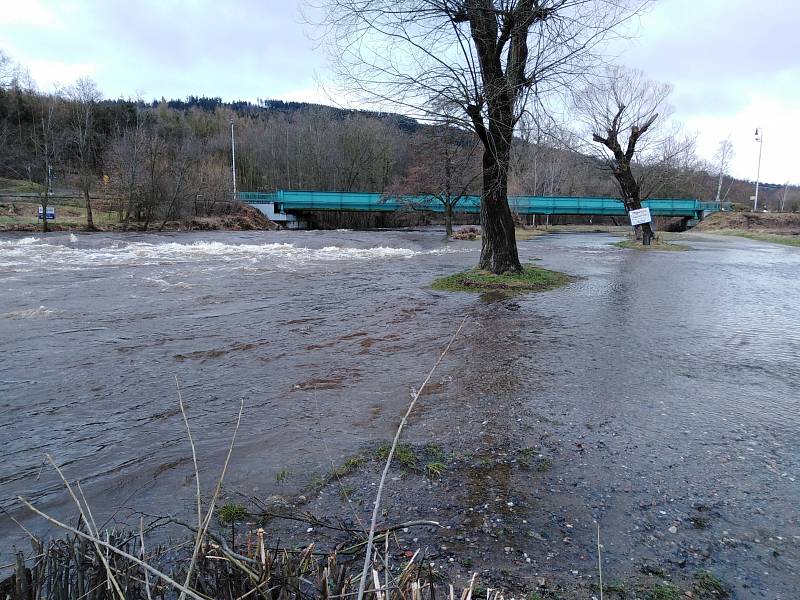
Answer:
[38, 206, 55, 220]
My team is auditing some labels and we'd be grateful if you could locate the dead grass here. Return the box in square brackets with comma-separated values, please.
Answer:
[696, 211, 800, 234]
[0, 200, 118, 230]
[0, 177, 44, 193]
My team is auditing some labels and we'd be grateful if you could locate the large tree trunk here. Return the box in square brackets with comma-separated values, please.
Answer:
[479, 148, 522, 273]
[615, 168, 654, 244]
[444, 202, 454, 238]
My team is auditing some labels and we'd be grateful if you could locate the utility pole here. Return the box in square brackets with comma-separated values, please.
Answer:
[753, 128, 763, 212]
[230, 119, 237, 201]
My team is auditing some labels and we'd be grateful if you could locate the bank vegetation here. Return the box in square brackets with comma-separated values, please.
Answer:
[2, 49, 797, 235]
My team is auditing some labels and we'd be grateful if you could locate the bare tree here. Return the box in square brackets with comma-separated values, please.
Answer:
[104, 104, 148, 227]
[312, 0, 647, 273]
[157, 136, 200, 230]
[391, 125, 480, 237]
[66, 77, 102, 230]
[574, 66, 693, 243]
[0, 50, 18, 89]
[779, 182, 793, 212]
[713, 136, 734, 203]
[336, 116, 395, 191]
[32, 91, 63, 233]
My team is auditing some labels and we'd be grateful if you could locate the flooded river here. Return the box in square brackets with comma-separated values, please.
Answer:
[1, 229, 798, 597]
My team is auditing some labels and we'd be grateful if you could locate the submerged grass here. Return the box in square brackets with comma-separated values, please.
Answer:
[613, 238, 688, 251]
[424, 461, 446, 478]
[376, 442, 419, 469]
[218, 503, 248, 524]
[431, 265, 570, 294]
[694, 571, 730, 598]
[451, 227, 546, 241]
[650, 582, 682, 600]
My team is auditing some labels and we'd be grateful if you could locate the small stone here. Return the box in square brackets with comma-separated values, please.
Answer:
[668, 525, 678, 534]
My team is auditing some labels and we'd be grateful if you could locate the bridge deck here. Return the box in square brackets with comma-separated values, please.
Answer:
[240, 190, 723, 218]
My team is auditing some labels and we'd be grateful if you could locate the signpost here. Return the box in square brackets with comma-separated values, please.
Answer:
[628, 207, 652, 226]
[628, 207, 653, 245]
[38, 206, 55, 221]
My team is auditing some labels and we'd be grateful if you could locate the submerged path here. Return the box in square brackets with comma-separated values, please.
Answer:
[0, 229, 798, 597]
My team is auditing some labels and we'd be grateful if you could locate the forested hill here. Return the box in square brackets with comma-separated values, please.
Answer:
[2, 78, 798, 230]
[122, 96, 420, 132]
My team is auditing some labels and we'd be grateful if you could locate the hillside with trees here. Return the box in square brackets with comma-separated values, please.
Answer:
[1, 49, 797, 233]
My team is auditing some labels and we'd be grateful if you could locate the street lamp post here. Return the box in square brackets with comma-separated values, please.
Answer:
[230, 119, 237, 201]
[753, 128, 763, 212]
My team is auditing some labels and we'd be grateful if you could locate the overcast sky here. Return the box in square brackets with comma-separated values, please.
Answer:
[1, 0, 797, 185]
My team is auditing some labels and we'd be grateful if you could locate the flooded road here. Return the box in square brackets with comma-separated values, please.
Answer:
[1, 229, 798, 597]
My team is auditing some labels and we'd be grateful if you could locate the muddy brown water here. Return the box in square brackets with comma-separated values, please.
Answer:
[0, 229, 798, 598]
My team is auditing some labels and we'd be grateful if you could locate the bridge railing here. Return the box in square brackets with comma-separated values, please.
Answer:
[239, 190, 724, 218]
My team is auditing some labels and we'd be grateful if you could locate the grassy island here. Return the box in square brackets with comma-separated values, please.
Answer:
[431, 264, 571, 294]
[613, 238, 688, 251]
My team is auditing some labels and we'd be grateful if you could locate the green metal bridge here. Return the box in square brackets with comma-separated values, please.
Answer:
[240, 190, 725, 224]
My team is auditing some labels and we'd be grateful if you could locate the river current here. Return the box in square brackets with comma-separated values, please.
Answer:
[1, 229, 798, 596]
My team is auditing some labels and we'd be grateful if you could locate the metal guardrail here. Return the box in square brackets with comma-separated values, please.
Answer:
[239, 191, 724, 218]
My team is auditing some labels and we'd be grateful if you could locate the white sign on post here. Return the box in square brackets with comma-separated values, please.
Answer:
[628, 207, 652, 226]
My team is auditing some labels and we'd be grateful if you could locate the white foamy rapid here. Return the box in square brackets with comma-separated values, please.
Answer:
[142, 277, 194, 291]
[0, 237, 465, 272]
[2, 305, 58, 319]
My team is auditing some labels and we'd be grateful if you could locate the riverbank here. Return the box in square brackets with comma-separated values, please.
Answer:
[451, 225, 632, 242]
[0, 199, 277, 232]
[700, 230, 800, 248]
[694, 211, 800, 247]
